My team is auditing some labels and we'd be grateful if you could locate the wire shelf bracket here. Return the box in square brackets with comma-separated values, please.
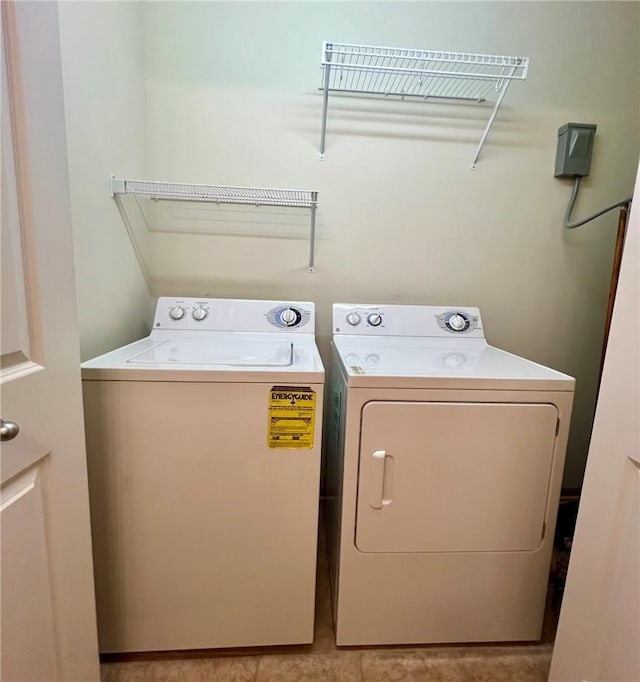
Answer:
[111, 176, 320, 270]
[318, 41, 529, 168]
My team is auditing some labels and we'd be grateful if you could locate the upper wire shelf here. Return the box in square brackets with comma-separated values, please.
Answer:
[111, 176, 319, 270]
[318, 41, 529, 167]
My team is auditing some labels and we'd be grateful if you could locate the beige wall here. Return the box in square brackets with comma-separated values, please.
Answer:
[59, 1, 152, 361]
[141, 1, 639, 487]
[60, 1, 640, 487]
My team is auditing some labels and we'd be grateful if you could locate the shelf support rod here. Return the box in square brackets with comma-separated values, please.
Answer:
[319, 46, 332, 160]
[470, 64, 518, 169]
[308, 192, 318, 271]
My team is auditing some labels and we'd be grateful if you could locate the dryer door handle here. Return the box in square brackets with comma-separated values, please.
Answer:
[369, 450, 393, 509]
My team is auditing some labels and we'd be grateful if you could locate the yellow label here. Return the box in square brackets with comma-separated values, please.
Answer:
[268, 385, 316, 449]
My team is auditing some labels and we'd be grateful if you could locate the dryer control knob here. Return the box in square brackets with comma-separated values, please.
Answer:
[192, 306, 208, 321]
[346, 312, 361, 326]
[367, 313, 383, 327]
[279, 307, 301, 327]
[169, 306, 186, 321]
[446, 313, 469, 332]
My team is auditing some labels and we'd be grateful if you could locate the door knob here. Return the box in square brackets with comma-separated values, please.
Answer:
[1, 419, 20, 442]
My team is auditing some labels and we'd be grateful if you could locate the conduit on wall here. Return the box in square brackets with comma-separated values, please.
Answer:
[564, 176, 633, 230]
[559, 167, 635, 383]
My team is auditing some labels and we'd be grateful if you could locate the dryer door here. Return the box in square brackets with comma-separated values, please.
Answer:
[356, 401, 558, 553]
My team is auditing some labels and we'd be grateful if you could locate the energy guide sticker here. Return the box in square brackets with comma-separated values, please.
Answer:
[268, 386, 316, 449]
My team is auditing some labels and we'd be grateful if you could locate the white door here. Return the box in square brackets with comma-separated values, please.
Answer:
[549, 163, 640, 681]
[356, 401, 558, 553]
[0, 2, 99, 680]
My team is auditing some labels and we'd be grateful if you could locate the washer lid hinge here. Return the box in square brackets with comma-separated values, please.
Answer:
[555, 418, 560, 436]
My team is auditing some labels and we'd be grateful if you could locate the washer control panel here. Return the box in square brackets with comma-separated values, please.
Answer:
[333, 303, 483, 338]
[153, 297, 314, 332]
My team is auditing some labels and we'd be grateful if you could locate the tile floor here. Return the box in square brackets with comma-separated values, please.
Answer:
[101, 522, 558, 682]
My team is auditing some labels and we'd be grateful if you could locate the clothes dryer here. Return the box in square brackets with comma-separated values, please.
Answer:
[326, 303, 574, 646]
[82, 297, 324, 653]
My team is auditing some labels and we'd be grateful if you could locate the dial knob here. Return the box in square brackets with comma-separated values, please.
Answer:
[279, 307, 301, 327]
[367, 313, 383, 327]
[192, 306, 208, 321]
[446, 313, 469, 332]
[169, 306, 185, 321]
[346, 312, 361, 326]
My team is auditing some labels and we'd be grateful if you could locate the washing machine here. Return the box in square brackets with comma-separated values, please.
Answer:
[82, 297, 324, 653]
[325, 303, 574, 646]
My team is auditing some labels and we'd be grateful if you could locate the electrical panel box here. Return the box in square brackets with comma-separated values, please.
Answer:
[554, 123, 597, 177]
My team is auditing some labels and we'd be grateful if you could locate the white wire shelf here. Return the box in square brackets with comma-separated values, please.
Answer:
[318, 41, 529, 167]
[111, 177, 317, 208]
[111, 176, 319, 270]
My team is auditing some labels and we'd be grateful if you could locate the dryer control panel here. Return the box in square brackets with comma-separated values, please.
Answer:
[333, 304, 484, 338]
[153, 297, 315, 332]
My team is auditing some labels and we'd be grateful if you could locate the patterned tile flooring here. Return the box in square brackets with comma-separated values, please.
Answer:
[101, 524, 557, 682]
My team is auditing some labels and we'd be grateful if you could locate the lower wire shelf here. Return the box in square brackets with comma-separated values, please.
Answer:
[111, 176, 319, 270]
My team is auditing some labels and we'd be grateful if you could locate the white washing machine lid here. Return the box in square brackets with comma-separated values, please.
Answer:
[333, 335, 574, 391]
[82, 331, 324, 383]
[128, 335, 296, 367]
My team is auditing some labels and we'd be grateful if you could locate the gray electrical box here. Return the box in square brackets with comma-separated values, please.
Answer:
[554, 123, 597, 177]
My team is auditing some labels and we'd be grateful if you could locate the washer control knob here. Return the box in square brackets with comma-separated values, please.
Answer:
[445, 313, 469, 332]
[169, 306, 185, 321]
[346, 312, 361, 326]
[279, 307, 301, 327]
[367, 313, 383, 327]
[192, 306, 208, 321]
